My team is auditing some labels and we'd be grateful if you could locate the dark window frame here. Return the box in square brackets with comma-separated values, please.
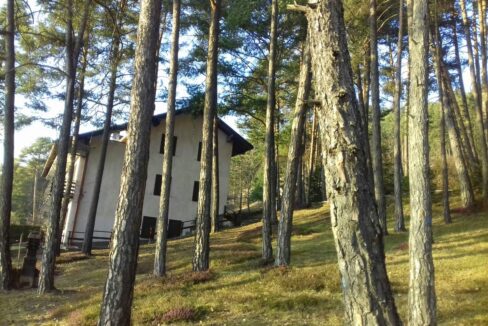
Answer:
[192, 181, 199, 202]
[159, 134, 178, 156]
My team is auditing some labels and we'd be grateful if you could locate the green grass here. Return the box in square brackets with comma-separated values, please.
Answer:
[1, 194, 488, 325]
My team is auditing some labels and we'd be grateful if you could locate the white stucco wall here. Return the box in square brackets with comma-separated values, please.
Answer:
[62, 114, 234, 242]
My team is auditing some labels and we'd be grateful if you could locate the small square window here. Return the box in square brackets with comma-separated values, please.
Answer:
[160, 134, 178, 156]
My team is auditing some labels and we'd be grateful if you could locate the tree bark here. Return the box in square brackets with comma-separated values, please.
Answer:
[393, 0, 406, 232]
[153, 0, 180, 277]
[38, 0, 91, 294]
[59, 36, 89, 255]
[291, 2, 401, 324]
[275, 39, 311, 267]
[262, 0, 278, 263]
[83, 0, 127, 257]
[407, 0, 437, 323]
[478, 0, 488, 139]
[370, 0, 388, 235]
[97, 0, 162, 323]
[459, 0, 488, 200]
[193, 0, 220, 272]
[0, 0, 15, 291]
[211, 116, 220, 233]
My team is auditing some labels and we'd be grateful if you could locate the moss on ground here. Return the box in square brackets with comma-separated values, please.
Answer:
[1, 194, 487, 325]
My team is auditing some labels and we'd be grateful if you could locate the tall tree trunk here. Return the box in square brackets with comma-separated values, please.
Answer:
[97, 0, 162, 323]
[211, 116, 220, 233]
[262, 0, 278, 263]
[288, 2, 401, 324]
[153, 0, 180, 277]
[459, 0, 488, 200]
[275, 39, 311, 267]
[0, 0, 15, 291]
[193, 0, 220, 272]
[393, 0, 406, 232]
[59, 36, 89, 255]
[370, 0, 388, 235]
[407, 0, 437, 323]
[436, 59, 452, 225]
[306, 107, 318, 206]
[452, 21, 478, 163]
[439, 63, 475, 209]
[38, 0, 91, 294]
[478, 0, 488, 138]
[83, 0, 127, 257]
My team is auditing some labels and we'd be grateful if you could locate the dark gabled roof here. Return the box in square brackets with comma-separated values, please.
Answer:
[78, 109, 253, 156]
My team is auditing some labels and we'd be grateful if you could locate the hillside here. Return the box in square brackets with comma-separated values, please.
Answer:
[1, 194, 488, 325]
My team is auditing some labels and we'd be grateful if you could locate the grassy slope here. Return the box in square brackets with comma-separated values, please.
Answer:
[1, 194, 487, 325]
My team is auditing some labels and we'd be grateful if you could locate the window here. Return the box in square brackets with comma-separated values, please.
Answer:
[197, 141, 202, 161]
[154, 174, 162, 196]
[154, 174, 172, 196]
[192, 181, 199, 202]
[159, 134, 178, 156]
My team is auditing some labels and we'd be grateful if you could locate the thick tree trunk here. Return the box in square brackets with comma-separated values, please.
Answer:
[452, 22, 478, 163]
[393, 0, 406, 232]
[83, 0, 126, 257]
[211, 116, 220, 233]
[459, 0, 488, 200]
[369, 0, 388, 235]
[193, 0, 220, 272]
[59, 39, 89, 255]
[0, 0, 15, 291]
[38, 0, 91, 294]
[275, 40, 311, 267]
[288, 2, 401, 324]
[262, 0, 278, 263]
[407, 0, 437, 323]
[153, 0, 180, 277]
[97, 0, 162, 323]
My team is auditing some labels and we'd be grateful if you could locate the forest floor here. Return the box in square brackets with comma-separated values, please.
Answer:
[1, 193, 488, 325]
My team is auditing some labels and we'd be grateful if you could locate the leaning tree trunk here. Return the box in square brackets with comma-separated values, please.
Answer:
[262, 0, 278, 263]
[97, 0, 162, 323]
[393, 0, 406, 232]
[38, 0, 91, 294]
[0, 0, 15, 291]
[275, 39, 311, 267]
[370, 0, 388, 235]
[153, 0, 180, 277]
[211, 116, 220, 233]
[288, 2, 401, 324]
[193, 0, 220, 272]
[459, 0, 488, 200]
[82, 0, 127, 257]
[452, 21, 478, 164]
[59, 38, 89, 255]
[407, 0, 437, 323]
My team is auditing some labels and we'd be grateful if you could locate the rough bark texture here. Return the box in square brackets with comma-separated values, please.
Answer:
[459, 0, 488, 199]
[211, 116, 220, 233]
[369, 0, 388, 235]
[407, 0, 437, 324]
[478, 0, 488, 139]
[275, 40, 311, 267]
[0, 0, 15, 291]
[193, 0, 220, 272]
[83, 1, 126, 256]
[262, 0, 278, 263]
[38, 0, 91, 294]
[60, 40, 88, 254]
[296, 1, 401, 324]
[393, 0, 406, 232]
[97, 0, 162, 323]
[153, 0, 180, 277]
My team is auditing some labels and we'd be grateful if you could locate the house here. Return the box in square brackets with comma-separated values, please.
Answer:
[42, 109, 253, 245]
